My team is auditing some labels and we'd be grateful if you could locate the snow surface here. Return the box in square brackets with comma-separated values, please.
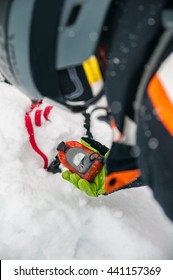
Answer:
[0, 81, 173, 260]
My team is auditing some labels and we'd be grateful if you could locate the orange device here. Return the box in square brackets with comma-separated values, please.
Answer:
[48, 141, 104, 182]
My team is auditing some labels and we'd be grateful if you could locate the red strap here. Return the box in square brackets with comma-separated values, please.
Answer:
[25, 100, 53, 169]
[43, 106, 53, 120]
[25, 113, 49, 169]
[35, 109, 42, 127]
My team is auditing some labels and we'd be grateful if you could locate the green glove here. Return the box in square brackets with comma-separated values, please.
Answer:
[62, 137, 109, 197]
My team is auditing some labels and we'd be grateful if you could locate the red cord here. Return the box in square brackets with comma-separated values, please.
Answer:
[25, 100, 53, 169]
[43, 106, 53, 120]
[35, 109, 42, 127]
[25, 113, 49, 169]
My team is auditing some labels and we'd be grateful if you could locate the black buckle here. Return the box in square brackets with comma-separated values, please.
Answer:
[57, 142, 68, 152]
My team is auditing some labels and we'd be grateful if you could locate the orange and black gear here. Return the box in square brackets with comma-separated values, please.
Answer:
[57, 141, 104, 182]
[104, 0, 173, 220]
[105, 142, 143, 194]
[137, 28, 173, 221]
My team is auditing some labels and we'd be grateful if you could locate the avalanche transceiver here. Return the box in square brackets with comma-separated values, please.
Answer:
[47, 141, 104, 181]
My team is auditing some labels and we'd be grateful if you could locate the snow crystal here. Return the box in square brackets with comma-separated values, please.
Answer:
[148, 138, 159, 150]
[145, 130, 152, 138]
[113, 58, 120, 65]
[130, 145, 141, 158]
[147, 18, 156, 26]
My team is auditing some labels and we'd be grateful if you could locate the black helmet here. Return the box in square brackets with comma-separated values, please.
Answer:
[0, 0, 112, 112]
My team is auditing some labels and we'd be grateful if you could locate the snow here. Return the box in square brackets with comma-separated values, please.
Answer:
[0, 81, 173, 260]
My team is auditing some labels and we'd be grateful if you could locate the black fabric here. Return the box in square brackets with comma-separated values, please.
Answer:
[104, 0, 173, 219]
[105, 0, 170, 195]
[95, 0, 117, 75]
[137, 94, 173, 221]
[136, 16, 173, 221]
[106, 143, 139, 174]
[106, 142, 144, 190]
[105, 0, 168, 131]
[81, 137, 109, 156]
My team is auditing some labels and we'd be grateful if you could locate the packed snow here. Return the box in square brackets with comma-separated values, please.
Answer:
[0, 80, 173, 260]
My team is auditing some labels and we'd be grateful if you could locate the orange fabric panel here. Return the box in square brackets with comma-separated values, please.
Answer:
[148, 74, 173, 136]
[105, 169, 141, 193]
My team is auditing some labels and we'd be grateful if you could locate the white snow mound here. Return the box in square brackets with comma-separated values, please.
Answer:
[0, 82, 173, 260]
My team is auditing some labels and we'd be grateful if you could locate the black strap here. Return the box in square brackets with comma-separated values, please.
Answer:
[47, 156, 61, 174]
[82, 137, 109, 156]
[82, 112, 93, 139]
[82, 107, 112, 139]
